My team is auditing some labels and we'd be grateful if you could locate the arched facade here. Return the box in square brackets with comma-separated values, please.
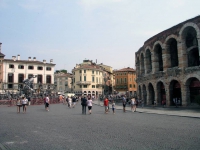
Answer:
[135, 16, 200, 107]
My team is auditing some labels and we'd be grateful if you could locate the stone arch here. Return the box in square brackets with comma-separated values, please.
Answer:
[148, 82, 155, 105]
[153, 42, 164, 72]
[156, 81, 166, 105]
[136, 56, 140, 77]
[138, 85, 141, 99]
[179, 22, 200, 67]
[140, 53, 145, 75]
[169, 80, 182, 106]
[185, 77, 200, 104]
[142, 84, 147, 105]
[165, 37, 179, 68]
[145, 47, 152, 74]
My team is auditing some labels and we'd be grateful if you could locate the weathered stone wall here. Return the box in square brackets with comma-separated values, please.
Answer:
[135, 16, 200, 106]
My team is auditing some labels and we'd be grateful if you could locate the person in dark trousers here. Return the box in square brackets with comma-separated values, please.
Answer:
[81, 96, 87, 115]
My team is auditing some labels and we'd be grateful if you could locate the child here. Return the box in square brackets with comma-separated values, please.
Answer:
[16, 98, 22, 113]
[112, 100, 115, 114]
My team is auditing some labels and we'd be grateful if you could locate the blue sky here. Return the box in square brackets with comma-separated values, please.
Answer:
[0, 0, 200, 72]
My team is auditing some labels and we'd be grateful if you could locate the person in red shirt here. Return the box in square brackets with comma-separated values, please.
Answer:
[104, 97, 109, 114]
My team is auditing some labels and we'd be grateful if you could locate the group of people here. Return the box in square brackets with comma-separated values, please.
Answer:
[103, 95, 138, 114]
[16, 97, 29, 113]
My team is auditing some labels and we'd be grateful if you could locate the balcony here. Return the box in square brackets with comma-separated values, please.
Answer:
[96, 82, 103, 86]
[76, 81, 91, 85]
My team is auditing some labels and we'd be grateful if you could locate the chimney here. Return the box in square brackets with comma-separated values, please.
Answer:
[28, 57, 31, 61]
[50, 59, 53, 63]
[0, 43, 2, 53]
[43, 60, 46, 63]
[17, 55, 20, 60]
[12, 56, 16, 61]
[33, 57, 36, 61]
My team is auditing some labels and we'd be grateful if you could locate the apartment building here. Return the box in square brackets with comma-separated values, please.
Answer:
[113, 67, 137, 97]
[54, 72, 72, 94]
[1, 54, 55, 94]
[72, 60, 104, 98]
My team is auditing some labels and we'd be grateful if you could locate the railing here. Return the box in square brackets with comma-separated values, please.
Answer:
[76, 81, 91, 85]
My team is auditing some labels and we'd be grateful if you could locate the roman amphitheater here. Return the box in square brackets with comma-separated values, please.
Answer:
[135, 16, 200, 106]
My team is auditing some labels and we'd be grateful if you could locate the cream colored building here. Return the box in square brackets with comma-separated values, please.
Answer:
[72, 60, 104, 97]
[98, 63, 113, 95]
[1, 54, 55, 94]
[54, 73, 72, 94]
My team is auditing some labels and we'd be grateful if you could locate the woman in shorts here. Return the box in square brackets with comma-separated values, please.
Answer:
[16, 98, 22, 113]
[87, 96, 93, 114]
[22, 97, 28, 113]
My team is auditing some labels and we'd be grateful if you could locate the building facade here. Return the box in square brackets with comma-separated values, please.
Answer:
[72, 60, 104, 98]
[54, 72, 72, 94]
[135, 16, 200, 106]
[113, 67, 137, 97]
[98, 63, 113, 95]
[1, 53, 55, 94]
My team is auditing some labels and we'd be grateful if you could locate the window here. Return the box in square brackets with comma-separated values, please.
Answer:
[74, 72, 75, 75]
[84, 70, 86, 73]
[133, 84, 136, 88]
[96, 71, 98, 75]
[46, 67, 51, 71]
[80, 85, 82, 88]
[37, 75, 42, 83]
[96, 77, 98, 83]
[92, 85, 95, 88]
[28, 74, 33, 79]
[117, 79, 119, 84]
[18, 74, 24, 83]
[83, 85, 87, 88]
[84, 76, 86, 81]
[130, 78, 132, 81]
[130, 84, 132, 88]
[80, 76, 82, 81]
[124, 78, 127, 83]
[79, 70, 82, 73]
[92, 77, 95, 82]
[18, 65, 24, 69]
[46, 75, 51, 84]
[121, 78, 123, 83]
[8, 73, 14, 82]
[37, 66, 43, 70]
[74, 78, 75, 83]
[28, 66, 34, 70]
[9, 64, 14, 68]
[92, 70, 94, 74]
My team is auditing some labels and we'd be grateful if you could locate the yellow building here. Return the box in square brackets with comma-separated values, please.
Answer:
[72, 60, 104, 98]
[114, 67, 137, 97]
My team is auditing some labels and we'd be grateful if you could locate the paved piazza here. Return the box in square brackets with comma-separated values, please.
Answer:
[0, 102, 200, 150]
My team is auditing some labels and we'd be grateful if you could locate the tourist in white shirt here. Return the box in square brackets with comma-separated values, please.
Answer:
[22, 97, 28, 113]
[87, 96, 93, 114]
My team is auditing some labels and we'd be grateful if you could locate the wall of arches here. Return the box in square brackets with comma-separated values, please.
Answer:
[136, 17, 200, 106]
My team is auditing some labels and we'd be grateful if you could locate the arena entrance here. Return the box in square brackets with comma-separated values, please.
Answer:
[148, 83, 155, 105]
[169, 80, 182, 106]
[157, 82, 166, 105]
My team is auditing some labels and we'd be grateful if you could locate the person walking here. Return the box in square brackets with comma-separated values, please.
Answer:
[112, 100, 115, 114]
[27, 96, 31, 106]
[81, 96, 87, 115]
[133, 98, 137, 112]
[104, 97, 109, 114]
[68, 96, 72, 108]
[16, 98, 22, 113]
[45, 95, 50, 111]
[122, 95, 127, 112]
[43, 96, 46, 109]
[22, 97, 28, 113]
[130, 97, 135, 112]
[87, 96, 93, 114]
[72, 96, 76, 108]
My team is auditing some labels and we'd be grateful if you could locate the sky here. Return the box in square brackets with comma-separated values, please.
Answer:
[0, 0, 200, 72]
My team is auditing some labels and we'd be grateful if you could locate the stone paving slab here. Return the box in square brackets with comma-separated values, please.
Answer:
[0, 102, 200, 150]
[93, 100, 200, 118]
